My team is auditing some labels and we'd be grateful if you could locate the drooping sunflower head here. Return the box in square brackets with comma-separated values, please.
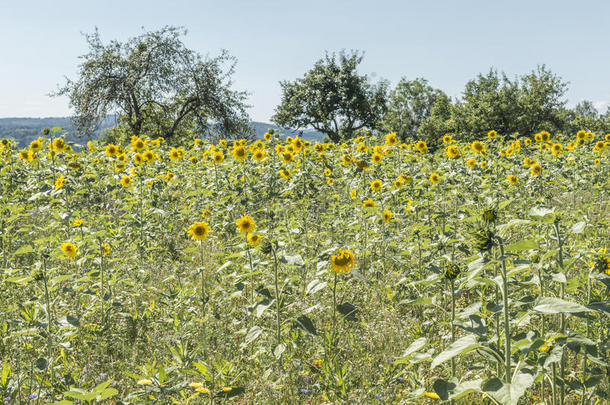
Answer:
[530, 163, 542, 176]
[188, 221, 210, 241]
[382, 209, 393, 224]
[330, 248, 355, 273]
[279, 168, 291, 179]
[61, 242, 77, 258]
[362, 198, 376, 210]
[236, 214, 256, 234]
[55, 175, 65, 189]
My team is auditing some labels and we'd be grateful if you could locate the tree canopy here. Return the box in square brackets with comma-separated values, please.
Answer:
[272, 51, 388, 142]
[56, 26, 251, 142]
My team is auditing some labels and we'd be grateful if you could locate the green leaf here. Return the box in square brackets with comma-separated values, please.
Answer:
[482, 372, 534, 405]
[395, 337, 427, 364]
[449, 379, 483, 400]
[305, 279, 327, 295]
[98, 388, 118, 400]
[14, 245, 34, 255]
[505, 239, 538, 252]
[529, 207, 556, 223]
[49, 401, 73, 405]
[430, 335, 479, 369]
[273, 343, 286, 359]
[570, 221, 586, 234]
[294, 315, 317, 335]
[280, 254, 305, 266]
[532, 297, 591, 314]
[244, 326, 263, 345]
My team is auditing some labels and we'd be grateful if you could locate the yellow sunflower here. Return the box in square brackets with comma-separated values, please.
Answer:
[370, 179, 383, 192]
[236, 214, 256, 234]
[187, 221, 210, 241]
[330, 248, 355, 273]
[247, 233, 262, 246]
[61, 242, 77, 258]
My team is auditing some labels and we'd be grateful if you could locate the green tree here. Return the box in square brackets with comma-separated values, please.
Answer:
[56, 26, 251, 142]
[381, 78, 445, 141]
[272, 51, 388, 142]
[417, 94, 456, 147]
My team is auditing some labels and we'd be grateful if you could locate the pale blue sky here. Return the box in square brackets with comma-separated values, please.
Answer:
[1, 0, 609, 121]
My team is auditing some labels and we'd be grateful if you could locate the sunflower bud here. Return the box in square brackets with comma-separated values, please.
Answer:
[42, 127, 50, 135]
[481, 208, 497, 227]
[444, 262, 461, 281]
[260, 240, 273, 255]
[471, 228, 495, 253]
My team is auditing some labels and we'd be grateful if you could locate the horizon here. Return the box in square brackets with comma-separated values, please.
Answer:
[1, 1, 609, 121]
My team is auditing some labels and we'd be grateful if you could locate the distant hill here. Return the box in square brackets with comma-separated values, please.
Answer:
[0, 116, 327, 146]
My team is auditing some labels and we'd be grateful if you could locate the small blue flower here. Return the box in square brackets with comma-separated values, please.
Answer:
[376, 394, 382, 399]
[29, 393, 37, 399]
[300, 388, 309, 394]
[3, 397, 10, 402]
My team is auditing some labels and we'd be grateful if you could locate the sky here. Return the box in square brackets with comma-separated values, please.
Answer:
[1, 0, 609, 122]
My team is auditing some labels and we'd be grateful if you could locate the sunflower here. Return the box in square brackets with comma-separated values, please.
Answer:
[370, 179, 383, 192]
[341, 154, 352, 164]
[213, 151, 224, 165]
[466, 158, 477, 168]
[507, 175, 518, 185]
[106, 144, 118, 157]
[530, 162, 542, 175]
[487, 130, 497, 139]
[594, 158, 600, 165]
[165, 172, 174, 182]
[551, 143, 563, 156]
[524, 138, 532, 146]
[143, 150, 155, 162]
[480, 161, 487, 168]
[576, 130, 586, 140]
[236, 214, 256, 234]
[399, 174, 412, 184]
[120, 176, 132, 187]
[187, 221, 210, 241]
[445, 145, 460, 158]
[394, 178, 404, 188]
[350, 189, 358, 199]
[18, 149, 29, 161]
[362, 198, 376, 209]
[471, 141, 485, 154]
[247, 233, 262, 246]
[252, 149, 266, 162]
[371, 152, 383, 164]
[101, 243, 111, 256]
[264, 132, 271, 141]
[429, 172, 440, 184]
[330, 248, 355, 273]
[60, 242, 77, 258]
[132, 138, 145, 151]
[55, 175, 65, 189]
[442, 134, 453, 144]
[593, 140, 605, 152]
[385, 132, 398, 146]
[281, 152, 293, 164]
[73, 219, 83, 227]
[415, 140, 428, 153]
[29, 139, 42, 151]
[279, 168, 291, 179]
[382, 209, 393, 223]
[134, 153, 144, 165]
[52, 138, 66, 152]
[585, 131, 594, 141]
[169, 148, 182, 161]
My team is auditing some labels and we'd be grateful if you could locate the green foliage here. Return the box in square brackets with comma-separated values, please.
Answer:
[55, 26, 251, 143]
[272, 51, 388, 142]
[381, 77, 445, 142]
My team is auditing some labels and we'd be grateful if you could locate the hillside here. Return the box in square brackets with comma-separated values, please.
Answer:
[0, 117, 326, 146]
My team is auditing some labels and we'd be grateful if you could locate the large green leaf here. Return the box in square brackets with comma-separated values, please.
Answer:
[482, 372, 535, 405]
[505, 239, 538, 252]
[431, 335, 479, 369]
[532, 297, 591, 314]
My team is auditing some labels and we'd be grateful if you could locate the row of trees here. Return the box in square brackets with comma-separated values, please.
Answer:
[58, 27, 609, 145]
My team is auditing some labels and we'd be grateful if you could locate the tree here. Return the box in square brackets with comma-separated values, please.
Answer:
[56, 26, 251, 142]
[272, 51, 388, 142]
[381, 78, 445, 141]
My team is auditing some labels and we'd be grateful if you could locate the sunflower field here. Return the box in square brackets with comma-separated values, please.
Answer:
[0, 128, 608, 404]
